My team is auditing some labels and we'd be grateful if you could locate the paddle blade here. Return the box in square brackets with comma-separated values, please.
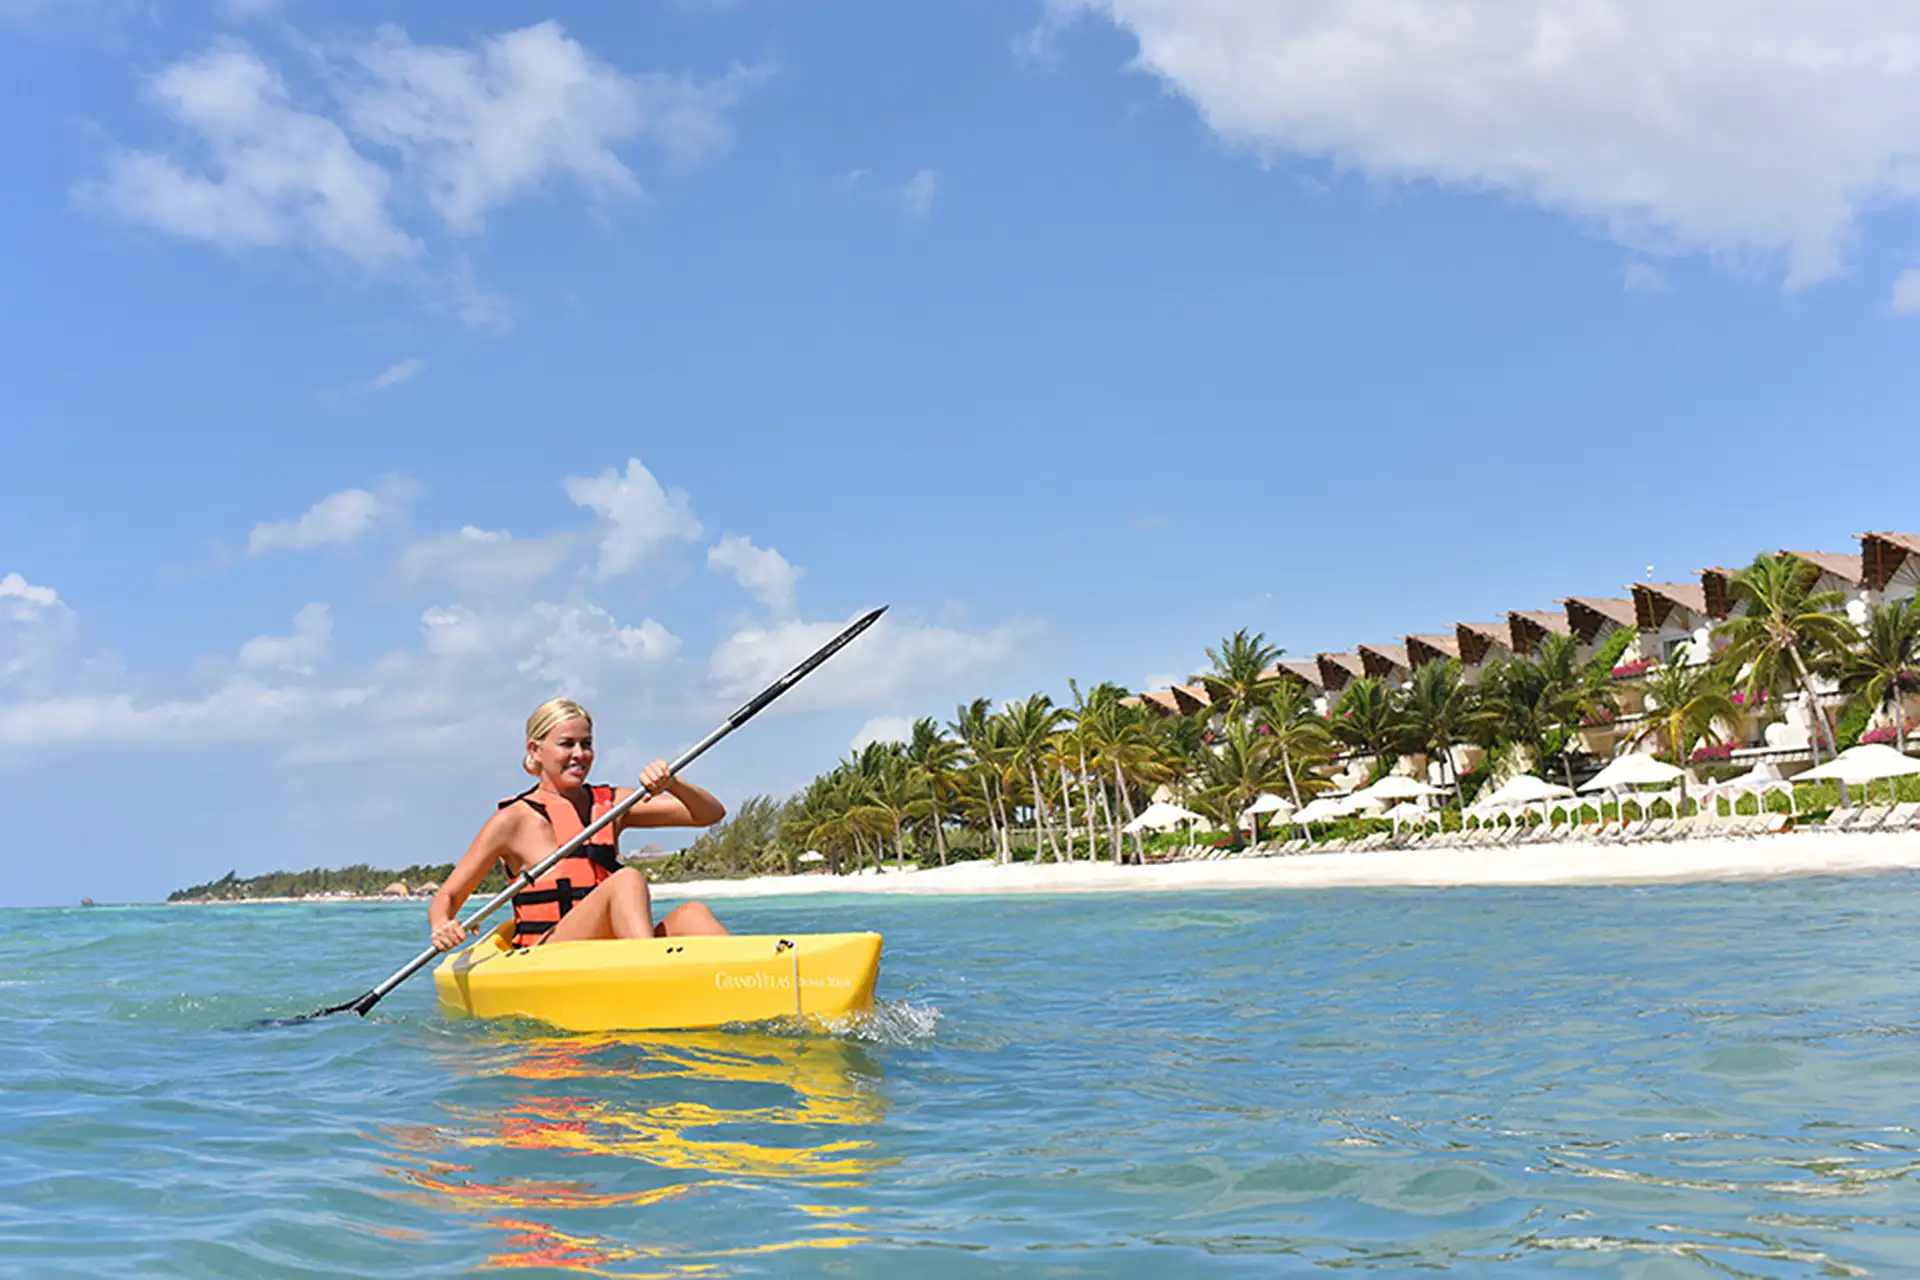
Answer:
[248, 990, 379, 1027]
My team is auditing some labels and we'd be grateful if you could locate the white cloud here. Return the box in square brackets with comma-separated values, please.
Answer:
[1621, 261, 1668, 294]
[708, 534, 800, 615]
[393, 525, 577, 593]
[709, 611, 1030, 714]
[897, 168, 938, 221]
[1892, 269, 1920, 316]
[0, 572, 62, 621]
[238, 602, 330, 674]
[851, 715, 912, 751]
[247, 476, 416, 555]
[1142, 671, 1183, 691]
[79, 24, 752, 325]
[368, 356, 424, 390]
[78, 43, 417, 272]
[0, 573, 75, 690]
[515, 603, 680, 687]
[0, 468, 1023, 800]
[564, 457, 703, 577]
[1058, 0, 1920, 290]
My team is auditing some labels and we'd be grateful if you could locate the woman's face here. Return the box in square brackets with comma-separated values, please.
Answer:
[530, 716, 594, 787]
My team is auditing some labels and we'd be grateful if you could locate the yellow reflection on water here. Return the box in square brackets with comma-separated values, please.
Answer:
[383, 1029, 888, 1274]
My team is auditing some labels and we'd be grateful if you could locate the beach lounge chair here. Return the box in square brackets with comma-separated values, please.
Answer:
[1886, 802, 1920, 831]
[1856, 805, 1896, 833]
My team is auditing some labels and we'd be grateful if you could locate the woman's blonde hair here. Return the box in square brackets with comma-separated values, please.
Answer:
[524, 698, 592, 775]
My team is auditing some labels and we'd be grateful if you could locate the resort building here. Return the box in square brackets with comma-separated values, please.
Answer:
[1863, 531, 1920, 606]
[1453, 621, 1512, 682]
[1131, 529, 1920, 776]
[1507, 609, 1572, 657]
[1629, 580, 1717, 666]
[1357, 643, 1411, 684]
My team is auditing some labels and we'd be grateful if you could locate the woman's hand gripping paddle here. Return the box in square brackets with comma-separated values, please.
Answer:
[266, 606, 886, 1025]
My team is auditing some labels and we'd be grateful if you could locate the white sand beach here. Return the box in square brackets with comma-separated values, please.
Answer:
[656, 831, 1920, 902]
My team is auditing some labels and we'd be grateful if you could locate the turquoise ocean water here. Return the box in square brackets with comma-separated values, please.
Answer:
[5, 878, 1920, 1276]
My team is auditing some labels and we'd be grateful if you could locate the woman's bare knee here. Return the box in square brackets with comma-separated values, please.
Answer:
[659, 901, 729, 937]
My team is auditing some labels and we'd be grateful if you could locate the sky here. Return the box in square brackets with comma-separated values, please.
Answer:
[4, 0, 1919, 906]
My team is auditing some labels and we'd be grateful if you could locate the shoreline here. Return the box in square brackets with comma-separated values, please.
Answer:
[148, 831, 1920, 906]
[654, 831, 1920, 901]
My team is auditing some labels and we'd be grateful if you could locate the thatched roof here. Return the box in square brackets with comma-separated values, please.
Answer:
[1171, 684, 1213, 714]
[1274, 660, 1325, 691]
[1405, 633, 1460, 667]
[1358, 643, 1410, 679]
[1454, 621, 1511, 666]
[1700, 566, 1736, 621]
[1508, 610, 1571, 654]
[1632, 581, 1709, 631]
[1562, 596, 1636, 643]
[1315, 652, 1365, 691]
[1863, 531, 1920, 592]
[1140, 690, 1181, 716]
[1787, 549, 1865, 587]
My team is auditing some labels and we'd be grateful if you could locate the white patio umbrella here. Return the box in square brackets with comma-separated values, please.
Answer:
[1242, 792, 1295, 816]
[1799, 744, 1920, 804]
[1291, 797, 1349, 830]
[1352, 775, 1448, 804]
[1702, 761, 1798, 814]
[1123, 800, 1204, 834]
[1477, 774, 1576, 809]
[797, 850, 826, 865]
[1382, 802, 1430, 830]
[1579, 754, 1686, 793]
[1237, 792, 1295, 839]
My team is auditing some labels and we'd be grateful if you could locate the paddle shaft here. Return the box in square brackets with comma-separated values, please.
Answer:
[328, 606, 886, 1018]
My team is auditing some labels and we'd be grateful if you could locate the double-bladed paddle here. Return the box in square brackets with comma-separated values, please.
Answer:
[273, 605, 886, 1024]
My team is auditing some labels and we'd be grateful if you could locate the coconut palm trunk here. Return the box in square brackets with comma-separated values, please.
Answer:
[1787, 640, 1837, 762]
[1112, 758, 1143, 864]
[1028, 762, 1061, 861]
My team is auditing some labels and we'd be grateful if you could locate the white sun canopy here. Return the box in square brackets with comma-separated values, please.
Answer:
[1352, 775, 1448, 804]
[1123, 800, 1204, 833]
[1579, 754, 1686, 793]
[1798, 744, 1920, 784]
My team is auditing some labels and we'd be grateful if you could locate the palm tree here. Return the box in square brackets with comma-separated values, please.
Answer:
[1393, 659, 1481, 813]
[1195, 629, 1286, 727]
[1828, 598, 1920, 752]
[950, 697, 1012, 863]
[1258, 679, 1334, 809]
[1004, 694, 1069, 861]
[904, 716, 965, 866]
[1193, 718, 1288, 839]
[1714, 552, 1856, 761]
[1330, 675, 1401, 774]
[1480, 633, 1615, 786]
[1627, 657, 1741, 810]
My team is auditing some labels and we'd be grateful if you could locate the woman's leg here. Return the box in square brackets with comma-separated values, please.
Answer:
[544, 868, 655, 943]
[656, 901, 731, 937]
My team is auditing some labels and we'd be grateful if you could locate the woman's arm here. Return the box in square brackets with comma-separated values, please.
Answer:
[429, 812, 514, 951]
[615, 758, 727, 831]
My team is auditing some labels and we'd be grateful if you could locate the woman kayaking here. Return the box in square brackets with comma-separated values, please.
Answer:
[429, 698, 731, 952]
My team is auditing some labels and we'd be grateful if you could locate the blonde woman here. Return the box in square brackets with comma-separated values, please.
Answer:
[429, 699, 730, 952]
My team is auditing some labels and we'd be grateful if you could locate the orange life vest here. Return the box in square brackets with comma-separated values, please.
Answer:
[504, 784, 623, 946]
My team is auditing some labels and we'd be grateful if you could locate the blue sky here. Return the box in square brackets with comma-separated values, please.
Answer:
[4, 1, 1919, 905]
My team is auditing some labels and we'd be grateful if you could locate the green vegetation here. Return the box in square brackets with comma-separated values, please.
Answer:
[168, 862, 510, 902]
[172, 557, 1920, 894]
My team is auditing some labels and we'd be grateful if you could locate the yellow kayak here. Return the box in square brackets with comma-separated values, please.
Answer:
[432, 925, 883, 1032]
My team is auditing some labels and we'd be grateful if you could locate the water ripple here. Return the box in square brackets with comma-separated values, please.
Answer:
[7, 882, 1920, 1274]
